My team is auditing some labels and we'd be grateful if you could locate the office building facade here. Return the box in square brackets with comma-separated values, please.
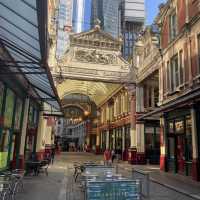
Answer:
[72, 0, 92, 33]
[91, 0, 120, 38]
[91, 0, 145, 59]
[56, 0, 73, 58]
[120, 0, 145, 59]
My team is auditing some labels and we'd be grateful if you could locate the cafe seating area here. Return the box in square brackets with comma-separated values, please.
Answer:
[0, 159, 50, 200]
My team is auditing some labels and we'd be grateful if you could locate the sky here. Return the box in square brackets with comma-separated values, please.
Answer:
[145, 0, 166, 25]
[83, 0, 166, 30]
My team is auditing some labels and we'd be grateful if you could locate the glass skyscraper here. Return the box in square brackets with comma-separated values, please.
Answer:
[120, 0, 145, 59]
[56, 0, 73, 59]
[91, 0, 120, 38]
[91, 0, 145, 59]
[72, 0, 91, 33]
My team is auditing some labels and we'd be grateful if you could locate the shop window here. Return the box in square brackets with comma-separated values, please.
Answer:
[33, 109, 38, 125]
[28, 106, 34, 127]
[186, 115, 192, 161]
[0, 82, 4, 114]
[0, 129, 9, 168]
[198, 34, 200, 74]
[154, 87, 159, 107]
[4, 88, 15, 128]
[125, 126, 130, 149]
[14, 98, 23, 130]
[168, 137, 175, 159]
[169, 121, 174, 133]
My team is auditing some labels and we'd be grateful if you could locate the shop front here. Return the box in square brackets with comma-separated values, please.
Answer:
[24, 105, 39, 161]
[145, 122, 160, 164]
[165, 110, 193, 177]
[0, 81, 25, 170]
[100, 130, 107, 153]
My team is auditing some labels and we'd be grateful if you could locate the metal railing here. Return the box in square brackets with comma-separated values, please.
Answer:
[132, 169, 150, 198]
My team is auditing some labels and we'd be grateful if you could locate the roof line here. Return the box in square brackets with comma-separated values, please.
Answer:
[36, 0, 63, 113]
[0, 36, 40, 62]
[0, 25, 40, 53]
[0, 15, 39, 42]
[0, 2, 38, 28]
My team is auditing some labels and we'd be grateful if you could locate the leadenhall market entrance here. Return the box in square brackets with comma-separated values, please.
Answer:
[166, 109, 193, 177]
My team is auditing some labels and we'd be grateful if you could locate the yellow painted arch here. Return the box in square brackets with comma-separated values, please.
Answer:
[57, 79, 120, 106]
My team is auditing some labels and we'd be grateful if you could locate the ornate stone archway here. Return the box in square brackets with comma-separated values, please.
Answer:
[52, 24, 135, 106]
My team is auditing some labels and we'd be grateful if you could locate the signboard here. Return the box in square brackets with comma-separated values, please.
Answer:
[86, 180, 140, 200]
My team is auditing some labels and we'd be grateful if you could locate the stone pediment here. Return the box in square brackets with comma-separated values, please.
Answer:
[70, 26, 122, 51]
[54, 26, 135, 84]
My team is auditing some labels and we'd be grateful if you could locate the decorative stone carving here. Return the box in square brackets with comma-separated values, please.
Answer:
[74, 49, 117, 65]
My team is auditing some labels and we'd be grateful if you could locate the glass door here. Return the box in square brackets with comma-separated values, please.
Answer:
[167, 136, 176, 172]
[175, 119, 185, 174]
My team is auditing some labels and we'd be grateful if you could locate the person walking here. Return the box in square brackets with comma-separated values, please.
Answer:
[51, 147, 55, 165]
[111, 149, 116, 163]
[104, 148, 111, 166]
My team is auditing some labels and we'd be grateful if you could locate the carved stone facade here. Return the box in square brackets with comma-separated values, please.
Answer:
[132, 25, 161, 165]
[53, 26, 132, 83]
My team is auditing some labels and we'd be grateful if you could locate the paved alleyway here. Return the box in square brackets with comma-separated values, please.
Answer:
[17, 152, 200, 200]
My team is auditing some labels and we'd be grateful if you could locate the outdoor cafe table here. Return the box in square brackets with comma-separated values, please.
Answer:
[0, 176, 13, 198]
[25, 160, 42, 176]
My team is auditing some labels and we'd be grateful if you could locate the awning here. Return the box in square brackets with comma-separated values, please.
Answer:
[0, 0, 61, 111]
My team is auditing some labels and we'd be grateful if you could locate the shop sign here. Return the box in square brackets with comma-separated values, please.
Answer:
[175, 120, 184, 133]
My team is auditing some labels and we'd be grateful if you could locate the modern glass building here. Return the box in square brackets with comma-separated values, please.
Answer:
[56, 0, 73, 58]
[91, 0, 120, 38]
[91, 0, 145, 60]
[120, 0, 145, 59]
[72, 0, 92, 33]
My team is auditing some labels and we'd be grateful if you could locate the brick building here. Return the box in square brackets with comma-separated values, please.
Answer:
[141, 0, 200, 181]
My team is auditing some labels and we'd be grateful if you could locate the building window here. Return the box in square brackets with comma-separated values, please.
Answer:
[179, 50, 184, 85]
[166, 61, 170, 91]
[169, 12, 177, 41]
[0, 82, 4, 115]
[198, 34, 200, 73]
[148, 87, 152, 107]
[170, 54, 179, 91]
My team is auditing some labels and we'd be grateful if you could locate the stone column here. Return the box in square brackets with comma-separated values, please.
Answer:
[122, 126, 125, 151]
[96, 127, 100, 154]
[106, 129, 109, 149]
[160, 114, 168, 171]
[191, 106, 200, 181]
[36, 111, 46, 160]
[136, 123, 146, 164]
[122, 126, 126, 160]
[130, 94, 136, 147]
[113, 129, 116, 149]
[19, 97, 30, 168]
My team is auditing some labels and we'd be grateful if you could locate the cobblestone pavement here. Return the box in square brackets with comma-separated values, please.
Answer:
[16, 152, 200, 200]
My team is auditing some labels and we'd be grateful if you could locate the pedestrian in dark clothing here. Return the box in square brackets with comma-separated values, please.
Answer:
[51, 147, 55, 164]
[111, 149, 116, 163]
